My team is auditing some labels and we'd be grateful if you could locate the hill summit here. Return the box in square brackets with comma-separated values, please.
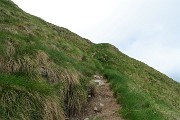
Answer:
[0, 0, 180, 120]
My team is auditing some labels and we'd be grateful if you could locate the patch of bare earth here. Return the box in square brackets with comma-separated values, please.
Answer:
[83, 78, 123, 120]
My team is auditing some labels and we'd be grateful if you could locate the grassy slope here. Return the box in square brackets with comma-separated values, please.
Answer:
[0, 0, 96, 119]
[89, 44, 180, 120]
[0, 0, 179, 120]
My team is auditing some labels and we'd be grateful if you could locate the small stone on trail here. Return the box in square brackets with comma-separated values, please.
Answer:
[84, 118, 89, 120]
[100, 103, 104, 107]
[83, 78, 121, 120]
[93, 75, 101, 79]
[94, 106, 98, 111]
[93, 80, 104, 86]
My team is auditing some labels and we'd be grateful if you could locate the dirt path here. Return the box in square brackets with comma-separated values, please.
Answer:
[83, 78, 123, 120]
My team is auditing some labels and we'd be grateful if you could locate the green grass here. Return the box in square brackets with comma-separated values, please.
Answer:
[90, 44, 180, 120]
[0, 0, 179, 120]
[104, 69, 164, 120]
[0, 74, 54, 95]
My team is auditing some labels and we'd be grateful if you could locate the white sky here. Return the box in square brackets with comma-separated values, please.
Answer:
[12, 0, 180, 82]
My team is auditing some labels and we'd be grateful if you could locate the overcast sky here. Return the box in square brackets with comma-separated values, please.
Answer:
[12, 0, 180, 82]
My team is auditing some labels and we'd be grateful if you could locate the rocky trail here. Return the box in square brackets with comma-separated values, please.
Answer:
[82, 76, 123, 120]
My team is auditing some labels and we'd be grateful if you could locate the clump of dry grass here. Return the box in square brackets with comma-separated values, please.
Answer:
[0, 46, 89, 118]
[35, 51, 63, 83]
[86, 81, 97, 97]
[59, 70, 87, 117]
[6, 41, 15, 57]
[1, 56, 36, 77]
[0, 75, 65, 120]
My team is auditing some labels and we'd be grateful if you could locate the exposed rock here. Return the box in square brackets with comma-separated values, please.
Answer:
[94, 106, 102, 113]
[83, 79, 121, 120]
[84, 108, 87, 111]
[100, 103, 104, 107]
[93, 80, 104, 86]
[93, 75, 101, 79]
[84, 118, 89, 120]
[94, 106, 98, 111]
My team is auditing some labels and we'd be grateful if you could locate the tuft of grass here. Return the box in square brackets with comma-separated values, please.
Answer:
[0, 74, 54, 95]
[64, 83, 87, 117]
[0, 74, 65, 120]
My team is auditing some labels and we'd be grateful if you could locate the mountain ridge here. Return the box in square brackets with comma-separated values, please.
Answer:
[0, 0, 180, 120]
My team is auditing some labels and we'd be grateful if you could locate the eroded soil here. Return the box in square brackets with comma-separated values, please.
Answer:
[83, 78, 123, 120]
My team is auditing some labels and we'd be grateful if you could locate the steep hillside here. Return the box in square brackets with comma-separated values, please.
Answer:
[89, 44, 180, 120]
[0, 0, 180, 120]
